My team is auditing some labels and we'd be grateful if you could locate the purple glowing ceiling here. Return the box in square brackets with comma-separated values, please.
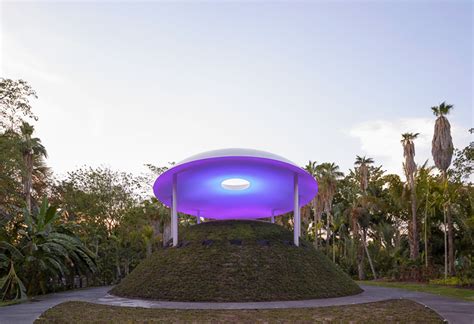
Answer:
[153, 149, 318, 220]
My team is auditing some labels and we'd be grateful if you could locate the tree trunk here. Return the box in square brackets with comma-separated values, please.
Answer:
[424, 213, 429, 268]
[441, 170, 454, 278]
[352, 212, 365, 280]
[394, 227, 401, 250]
[444, 204, 448, 279]
[356, 229, 365, 280]
[409, 184, 419, 260]
[326, 212, 331, 255]
[162, 220, 171, 247]
[424, 188, 429, 268]
[318, 226, 322, 249]
[115, 257, 122, 282]
[363, 228, 377, 279]
[23, 153, 33, 214]
[124, 258, 130, 276]
[313, 211, 320, 249]
[357, 244, 365, 280]
[314, 223, 318, 248]
[447, 205, 455, 275]
[343, 238, 347, 259]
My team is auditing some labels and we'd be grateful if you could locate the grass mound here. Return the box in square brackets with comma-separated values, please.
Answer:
[111, 220, 362, 301]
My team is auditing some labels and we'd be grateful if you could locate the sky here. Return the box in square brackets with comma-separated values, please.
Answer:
[1, 1, 472, 180]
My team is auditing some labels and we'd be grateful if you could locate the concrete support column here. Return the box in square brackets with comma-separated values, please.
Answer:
[294, 174, 300, 247]
[172, 174, 178, 247]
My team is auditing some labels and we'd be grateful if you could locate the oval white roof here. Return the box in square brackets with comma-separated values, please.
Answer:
[177, 148, 298, 167]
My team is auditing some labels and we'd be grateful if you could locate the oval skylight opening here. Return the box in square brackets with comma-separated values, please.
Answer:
[221, 178, 250, 191]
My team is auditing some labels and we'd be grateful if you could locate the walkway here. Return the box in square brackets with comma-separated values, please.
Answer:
[0, 285, 472, 324]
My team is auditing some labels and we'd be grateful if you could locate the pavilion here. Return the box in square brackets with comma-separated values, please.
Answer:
[153, 148, 318, 246]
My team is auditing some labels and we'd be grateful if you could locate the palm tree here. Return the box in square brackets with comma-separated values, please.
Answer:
[304, 160, 318, 178]
[316, 163, 344, 255]
[431, 102, 454, 173]
[354, 156, 374, 193]
[1, 198, 96, 299]
[401, 132, 419, 260]
[0, 242, 26, 300]
[353, 156, 376, 280]
[350, 198, 378, 280]
[19, 122, 47, 214]
[431, 102, 454, 277]
[21, 198, 96, 295]
[331, 203, 348, 263]
[305, 161, 322, 247]
[416, 161, 436, 268]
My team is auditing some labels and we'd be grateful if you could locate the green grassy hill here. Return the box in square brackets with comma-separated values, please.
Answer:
[111, 220, 362, 302]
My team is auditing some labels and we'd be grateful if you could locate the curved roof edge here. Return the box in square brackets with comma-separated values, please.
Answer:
[177, 148, 298, 167]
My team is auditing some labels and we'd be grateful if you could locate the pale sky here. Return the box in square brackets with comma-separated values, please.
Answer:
[1, 1, 472, 180]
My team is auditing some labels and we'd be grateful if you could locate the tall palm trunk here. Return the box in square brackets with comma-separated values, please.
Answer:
[363, 228, 377, 279]
[23, 151, 33, 213]
[19, 123, 47, 214]
[357, 239, 365, 280]
[314, 225, 318, 248]
[447, 206, 454, 275]
[326, 211, 331, 255]
[115, 258, 122, 281]
[313, 199, 321, 249]
[352, 213, 365, 280]
[424, 187, 429, 268]
[124, 259, 130, 276]
[409, 182, 419, 259]
[402, 133, 419, 260]
[431, 103, 455, 276]
[444, 202, 448, 279]
[442, 171, 455, 277]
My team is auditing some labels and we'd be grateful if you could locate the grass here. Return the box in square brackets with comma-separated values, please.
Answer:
[111, 220, 362, 302]
[359, 280, 474, 302]
[0, 299, 23, 307]
[34, 299, 443, 323]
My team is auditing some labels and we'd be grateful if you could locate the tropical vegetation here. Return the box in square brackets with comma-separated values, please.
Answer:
[1, 78, 473, 303]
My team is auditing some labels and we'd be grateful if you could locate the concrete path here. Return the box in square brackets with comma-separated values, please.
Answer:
[0, 286, 112, 324]
[0, 285, 472, 324]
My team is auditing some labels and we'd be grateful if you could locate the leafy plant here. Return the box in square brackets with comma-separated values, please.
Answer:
[0, 242, 26, 301]
[0, 198, 97, 299]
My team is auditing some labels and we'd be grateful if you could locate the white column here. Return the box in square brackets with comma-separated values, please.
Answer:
[294, 174, 300, 246]
[172, 173, 178, 247]
[270, 215, 275, 224]
[197, 210, 201, 224]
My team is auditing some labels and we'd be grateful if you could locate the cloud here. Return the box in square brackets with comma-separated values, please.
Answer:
[349, 118, 471, 176]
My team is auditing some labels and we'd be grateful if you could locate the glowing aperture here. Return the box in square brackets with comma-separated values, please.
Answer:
[221, 178, 251, 191]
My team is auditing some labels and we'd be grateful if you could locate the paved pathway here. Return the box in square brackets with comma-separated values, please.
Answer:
[0, 285, 472, 324]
